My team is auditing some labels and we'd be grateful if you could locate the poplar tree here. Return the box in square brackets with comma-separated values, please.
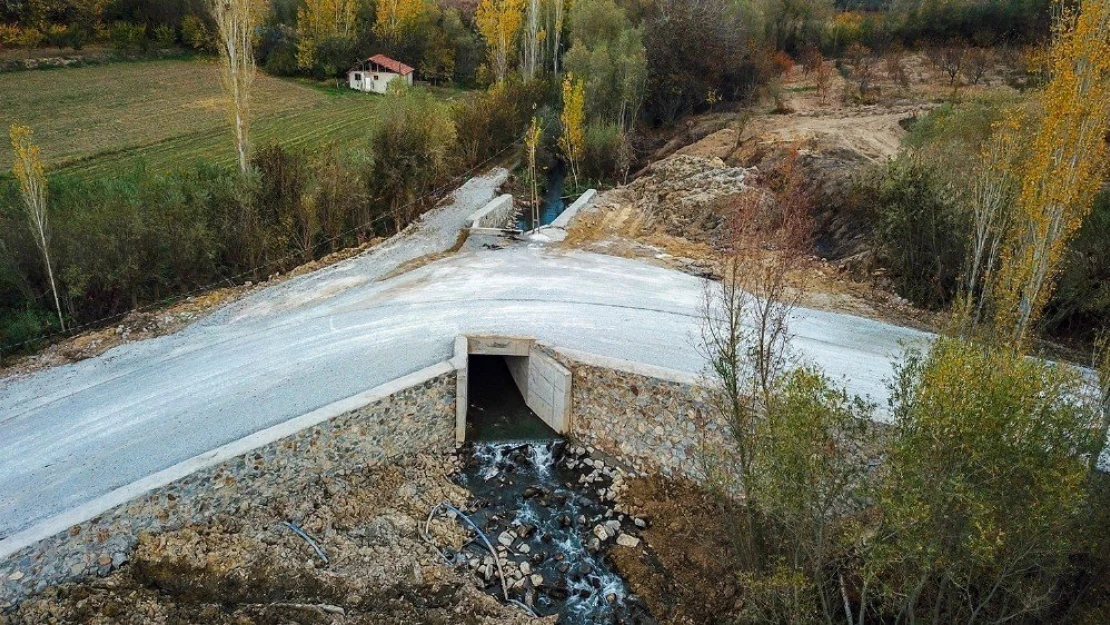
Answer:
[520, 0, 544, 79]
[476, 0, 525, 82]
[9, 125, 65, 332]
[210, 0, 258, 174]
[559, 74, 586, 188]
[374, 0, 428, 46]
[993, 0, 1110, 341]
[297, 0, 360, 68]
[549, 0, 566, 74]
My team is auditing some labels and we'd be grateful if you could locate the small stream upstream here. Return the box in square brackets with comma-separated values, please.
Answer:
[452, 440, 654, 624]
[516, 162, 569, 231]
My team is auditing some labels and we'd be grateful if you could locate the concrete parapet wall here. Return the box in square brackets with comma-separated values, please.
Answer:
[549, 189, 597, 230]
[466, 194, 516, 230]
[0, 366, 457, 606]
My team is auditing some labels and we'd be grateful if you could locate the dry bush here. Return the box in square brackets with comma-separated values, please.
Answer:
[885, 51, 910, 90]
[939, 44, 967, 86]
[814, 62, 834, 103]
[800, 45, 823, 76]
[965, 47, 995, 85]
[843, 43, 878, 102]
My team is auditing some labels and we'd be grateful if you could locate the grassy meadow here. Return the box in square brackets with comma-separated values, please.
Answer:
[0, 59, 435, 177]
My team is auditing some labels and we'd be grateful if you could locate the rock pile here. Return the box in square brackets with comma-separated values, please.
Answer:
[451, 442, 653, 624]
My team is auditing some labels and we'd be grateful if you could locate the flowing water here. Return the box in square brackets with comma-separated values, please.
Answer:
[454, 440, 654, 625]
[517, 162, 569, 231]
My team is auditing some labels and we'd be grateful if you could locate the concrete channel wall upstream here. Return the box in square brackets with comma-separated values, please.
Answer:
[466, 194, 517, 232]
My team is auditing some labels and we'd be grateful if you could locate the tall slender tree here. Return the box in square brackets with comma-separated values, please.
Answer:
[210, 0, 258, 174]
[476, 0, 525, 82]
[374, 0, 428, 46]
[297, 0, 361, 68]
[559, 74, 586, 187]
[9, 125, 64, 332]
[959, 111, 1023, 331]
[549, 0, 566, 74]
[993, 0, 1110, 341]
[520, 0, 543, 79]
[524, 115, 543, 231]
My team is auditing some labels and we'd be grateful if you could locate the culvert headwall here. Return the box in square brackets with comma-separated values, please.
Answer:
[454, 335, 573, 443]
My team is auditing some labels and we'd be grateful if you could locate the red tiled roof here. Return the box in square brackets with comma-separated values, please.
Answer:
[366, 54, 414, 76]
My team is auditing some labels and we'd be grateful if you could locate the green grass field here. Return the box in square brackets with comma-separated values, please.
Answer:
[0, 59, 458, 178]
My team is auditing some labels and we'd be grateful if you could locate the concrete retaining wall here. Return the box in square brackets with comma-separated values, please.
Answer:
[455, 336, 572, 439]
[550, 348, 729, 480]
[0, 366, 457, 606]
[466, 194, 516, 230]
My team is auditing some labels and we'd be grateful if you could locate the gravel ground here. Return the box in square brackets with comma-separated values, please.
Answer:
[2, 454, 542, 625]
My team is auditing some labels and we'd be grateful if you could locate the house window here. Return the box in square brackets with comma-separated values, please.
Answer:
[354, 73, 362, 81]
[374, 75, 380, 81]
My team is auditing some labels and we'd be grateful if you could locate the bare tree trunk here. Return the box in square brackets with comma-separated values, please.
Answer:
[521, 0, 541, 79]
[551, 0, 563, 75]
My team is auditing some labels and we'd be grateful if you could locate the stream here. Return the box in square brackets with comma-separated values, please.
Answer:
[517, 161, 569, 231]
[452, 440, 654, 625]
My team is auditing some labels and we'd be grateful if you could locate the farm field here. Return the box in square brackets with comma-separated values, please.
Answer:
[0, 58, 434, 177]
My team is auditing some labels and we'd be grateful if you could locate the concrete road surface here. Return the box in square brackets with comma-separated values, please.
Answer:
[0, 172, 931, 541]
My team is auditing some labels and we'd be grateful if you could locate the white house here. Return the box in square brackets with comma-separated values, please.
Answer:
[347, 54, 415, 94]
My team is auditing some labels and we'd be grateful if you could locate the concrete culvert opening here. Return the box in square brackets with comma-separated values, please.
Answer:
[454, 336, 573, 444]
[466, 355, 558, 441]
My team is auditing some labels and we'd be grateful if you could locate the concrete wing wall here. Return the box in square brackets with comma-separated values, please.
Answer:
[524, 347, 572, 434]
[466, 194, 516, 230]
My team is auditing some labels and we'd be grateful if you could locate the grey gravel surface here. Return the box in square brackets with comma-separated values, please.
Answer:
[0, 169, 932, 540]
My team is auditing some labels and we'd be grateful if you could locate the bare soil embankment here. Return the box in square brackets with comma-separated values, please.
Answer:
[563, 53, 1020, 331]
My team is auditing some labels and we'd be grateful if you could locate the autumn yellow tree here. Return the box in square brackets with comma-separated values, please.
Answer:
[297, 0, 360, 69]
[210, 0, 259, 174]
[476, 0, 525, 82]
[559, 74, 585, 188]
[993, 0, 1110, 341]
[374, 0, 428, 46]
[9, 125, 65, 332]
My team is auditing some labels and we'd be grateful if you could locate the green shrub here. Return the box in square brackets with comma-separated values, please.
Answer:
[1042, 188, 1110, 341]
[152, 24, 176, 50]
[181, 15, 211, 51]
[0, 308, 54, 356]
[452, 78, 552, 166]
[580, 122, 629, 186]
[371, 87, 458, 233]
[870, 156, 966, 309]
[109, 22, 146, 53]
[63, 24, 92, 50]
[878, 337, 1099, 624]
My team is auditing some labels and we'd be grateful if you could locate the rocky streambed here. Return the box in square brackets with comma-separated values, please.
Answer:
[443, 441, 654, 625]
